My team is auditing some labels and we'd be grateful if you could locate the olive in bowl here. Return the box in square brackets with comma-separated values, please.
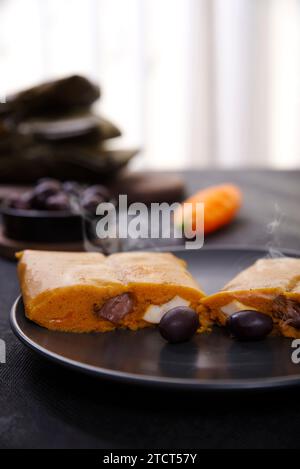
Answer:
[80, 185, 112, 216]
[1, 180, 112, 243]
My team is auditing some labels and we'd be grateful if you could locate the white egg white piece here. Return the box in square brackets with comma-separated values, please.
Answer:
[143, 296, 190, 324]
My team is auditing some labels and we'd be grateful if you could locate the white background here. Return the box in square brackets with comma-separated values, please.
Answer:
[0, 0, 299, 169]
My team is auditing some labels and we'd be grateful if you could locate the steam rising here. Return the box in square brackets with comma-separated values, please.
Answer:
[70, 195, 121, 254]
[266, 203, 285, 259]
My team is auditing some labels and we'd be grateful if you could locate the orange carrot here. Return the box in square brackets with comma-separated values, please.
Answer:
[175, 183, 242, 235]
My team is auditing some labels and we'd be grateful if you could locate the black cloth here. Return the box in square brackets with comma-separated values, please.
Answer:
[0, 169, 300, 449]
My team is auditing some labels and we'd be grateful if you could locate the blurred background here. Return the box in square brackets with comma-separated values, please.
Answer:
[0, 0, 299, 170]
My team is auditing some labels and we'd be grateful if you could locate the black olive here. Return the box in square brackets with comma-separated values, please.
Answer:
[159, 307, 199, 344]
[80, 193, 107, 215]
[83, 185, 111, 202]
[62, 181, 82, 196]
[8, 191, 34, 210]
[227, 310, 273, 341]
[32, 180, 61, 209]
[46, 192, 70, 211]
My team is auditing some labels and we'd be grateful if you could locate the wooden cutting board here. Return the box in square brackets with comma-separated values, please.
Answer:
[0, 226, 84, 261]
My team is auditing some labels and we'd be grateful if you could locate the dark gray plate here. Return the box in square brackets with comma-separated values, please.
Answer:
[10, 247, 300, 391]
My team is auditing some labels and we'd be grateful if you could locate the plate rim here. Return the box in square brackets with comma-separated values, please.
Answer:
[10, 246, 300, 391]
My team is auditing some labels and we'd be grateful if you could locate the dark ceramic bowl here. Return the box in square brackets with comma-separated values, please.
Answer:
[0, 204, 83, 243]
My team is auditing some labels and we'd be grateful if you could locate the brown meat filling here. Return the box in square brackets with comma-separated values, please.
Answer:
[273, 295, 300, 329]
[93, 293, 134, 325]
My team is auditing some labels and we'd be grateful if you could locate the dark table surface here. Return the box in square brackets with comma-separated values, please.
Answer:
[1, 169, 300, 449]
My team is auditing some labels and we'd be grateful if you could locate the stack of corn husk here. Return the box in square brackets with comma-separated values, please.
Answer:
[0, 75, 138, 183]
